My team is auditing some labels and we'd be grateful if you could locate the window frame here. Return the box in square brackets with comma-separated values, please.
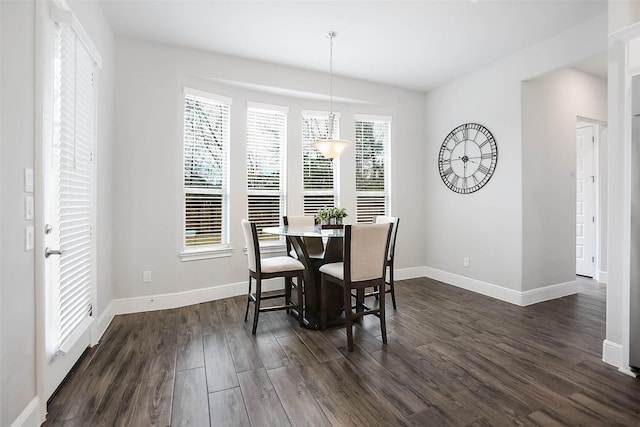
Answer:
[246, 102, 288, 245]
[301, 110, 340, 215]
[355, 114, 392, 223]
[180, 87, 232, 260]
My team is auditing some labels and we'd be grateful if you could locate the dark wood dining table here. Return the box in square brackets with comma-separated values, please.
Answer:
[262, 225, 345, 329]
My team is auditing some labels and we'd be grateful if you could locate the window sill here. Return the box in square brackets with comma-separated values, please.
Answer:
[180, 246, 233, 261]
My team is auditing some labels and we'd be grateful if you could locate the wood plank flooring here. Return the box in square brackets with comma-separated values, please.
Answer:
[43, 277, 640, 426]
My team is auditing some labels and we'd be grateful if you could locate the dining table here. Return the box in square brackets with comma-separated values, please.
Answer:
[262, 225, 346, 329]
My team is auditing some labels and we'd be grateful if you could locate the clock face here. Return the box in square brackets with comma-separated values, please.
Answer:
[438, 123, 498, 194]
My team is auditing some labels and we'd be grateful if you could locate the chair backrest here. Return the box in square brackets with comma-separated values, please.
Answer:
[345, 223, 392, 282]
[284, 215, 315, 229]
[374, 216, 400, 259]
[241, 219, 260, 272]
[283, 215, 324, 256]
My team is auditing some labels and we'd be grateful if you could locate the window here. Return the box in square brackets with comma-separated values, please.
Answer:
[183, 88, 231, 250]
[302, 111, 339, 215]
[247, 103, 287, 241]
[355, 115, 391, 223]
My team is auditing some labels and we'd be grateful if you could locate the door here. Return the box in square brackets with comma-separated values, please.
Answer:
[43, 21, 97, 399]
[576, 125, 596, 277]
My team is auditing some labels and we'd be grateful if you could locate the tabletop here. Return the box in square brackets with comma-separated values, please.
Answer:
[262, 225, 345, 238]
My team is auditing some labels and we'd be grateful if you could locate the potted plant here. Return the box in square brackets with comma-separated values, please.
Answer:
[316, 208, 332, 225]
[333, 207, 348, 225]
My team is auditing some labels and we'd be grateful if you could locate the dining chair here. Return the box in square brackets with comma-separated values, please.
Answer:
[373, 216, 400, 309]
[319, 223, 392, 352]
[241, 219, 305, 334]
[283, 215, 325, 259]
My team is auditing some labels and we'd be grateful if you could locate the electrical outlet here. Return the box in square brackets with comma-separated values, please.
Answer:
[463, 257, 470, 268]
[143, 270, 152, 283]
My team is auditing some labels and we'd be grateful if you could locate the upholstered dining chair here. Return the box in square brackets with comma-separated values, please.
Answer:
[319, 223, 392, 352]
[241, 220, 305, 334]
[283, 215, 325, 258]
[373, 216, 400, 309]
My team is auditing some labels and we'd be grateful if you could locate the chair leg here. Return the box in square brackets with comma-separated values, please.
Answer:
[389, 262, 396, 310]
[244, 276, 252, 322]
[379, 281, 387, 345]
[252, 278, 262, 335]
[296, 273, 304, 328]
[344, 284, 354, 352]
[320, 275, 327, 330]
[285, 277, 292, 314]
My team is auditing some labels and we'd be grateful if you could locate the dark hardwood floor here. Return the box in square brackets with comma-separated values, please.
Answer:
[43, 277, 640, 426]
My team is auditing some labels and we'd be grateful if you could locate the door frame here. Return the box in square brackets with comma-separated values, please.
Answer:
[34, 0, 101, 416]
[577, 116, 607, 283]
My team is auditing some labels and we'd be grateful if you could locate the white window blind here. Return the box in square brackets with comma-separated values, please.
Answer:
[52, 23, 96, 349]
[247, 104, 287, 241]
[183, 89, 230, 249]
[355, 117, 391, 223]
[302, 112, 338, 215]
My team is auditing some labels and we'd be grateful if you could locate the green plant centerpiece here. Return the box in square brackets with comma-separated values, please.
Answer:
[317, 207, 348, 227]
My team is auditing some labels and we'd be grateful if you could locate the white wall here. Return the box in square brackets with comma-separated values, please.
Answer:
[0, 0, 114, 425]
[1, 2, 37, 425]
[112, 37, 426, 302]
[521, 69, 607, 291]
[424, 14, 606, 296]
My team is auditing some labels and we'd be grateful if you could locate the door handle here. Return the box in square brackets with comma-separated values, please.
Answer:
[45, 247, 64, 258]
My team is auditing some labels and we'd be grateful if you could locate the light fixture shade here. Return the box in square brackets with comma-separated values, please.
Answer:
[311, 139, 352, 159]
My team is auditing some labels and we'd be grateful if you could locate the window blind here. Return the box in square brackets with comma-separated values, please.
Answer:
[247, 105, 287, 241]
[183, 90, 230, 248]
[53, 24, 96, 349]
[355, 118, 391, 223]
[302, 112, 338, 214]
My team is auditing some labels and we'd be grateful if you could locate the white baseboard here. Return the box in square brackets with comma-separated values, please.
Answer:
[424, 266, 522, 305]
[92, 300, 114, 346]
[598, 271, 608, 284]
[111, 278, 284, 315]
[10, 397, 42, 427]
[520, 280, 579, 306]
[602, 339, 624, 369]
[394, 266, 428, 281]
[423, 267, 578, 306]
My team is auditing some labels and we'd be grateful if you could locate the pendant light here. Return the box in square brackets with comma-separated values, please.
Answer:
[311, 31, 351, 159]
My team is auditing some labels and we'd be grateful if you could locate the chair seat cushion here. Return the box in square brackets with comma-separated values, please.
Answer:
[261, 256, 305, 273]
[319, 262, 344, 281]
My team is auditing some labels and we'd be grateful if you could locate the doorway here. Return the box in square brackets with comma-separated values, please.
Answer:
[576, 122, 599, 278]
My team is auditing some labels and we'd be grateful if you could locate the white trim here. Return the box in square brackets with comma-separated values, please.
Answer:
[9, 397, 43, 427]
[180, 246, 234, 261]
[424, 266, 577, 306]
[183, 87, 232, 105]
[394, 266, 428, 281]
[92, 300, 114, 346]
[247, 101, 289, 113]
[354, 113, 392, 123]
[302, 109, 341, 118]
[598, 271, 608, 284]
[50, 0, 102, 67]
[520, 280, 578, 306]
[111, 279, 285, 315]
[424, 267, 522, 305]
[602, 339, 624, 369]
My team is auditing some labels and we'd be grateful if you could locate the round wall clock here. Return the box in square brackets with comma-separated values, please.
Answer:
[437, 123, 498, 194]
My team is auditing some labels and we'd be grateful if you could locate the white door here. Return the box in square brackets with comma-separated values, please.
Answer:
[43, 22, 97, 399]
[576, 125, 596, 277]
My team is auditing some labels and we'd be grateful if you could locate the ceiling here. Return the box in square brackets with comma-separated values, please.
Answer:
[99, 0, 608, 92]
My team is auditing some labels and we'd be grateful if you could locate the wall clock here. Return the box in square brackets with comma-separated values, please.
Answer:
[438, 123, 498, 194]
